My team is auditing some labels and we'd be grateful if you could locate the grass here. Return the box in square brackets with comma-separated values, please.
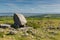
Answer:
[0, 16, 60, 40]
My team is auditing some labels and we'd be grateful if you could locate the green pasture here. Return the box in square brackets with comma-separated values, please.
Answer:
[0, 16, 60, 40]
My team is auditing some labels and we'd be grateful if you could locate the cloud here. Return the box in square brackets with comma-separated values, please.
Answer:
[0, 3, 23, 13]
[0, 0, 60, 13]
[22, 4, 60, 13]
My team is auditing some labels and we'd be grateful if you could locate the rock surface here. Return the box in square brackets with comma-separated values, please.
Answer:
[0, 24, 11, 28]
[13, 13, 27, 28]
[8, 30, 17, 35]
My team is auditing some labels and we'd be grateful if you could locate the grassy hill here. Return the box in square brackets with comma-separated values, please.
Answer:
[0, 14, 60, 40]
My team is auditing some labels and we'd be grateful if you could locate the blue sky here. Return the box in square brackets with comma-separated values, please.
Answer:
[0, 0, 60, 13]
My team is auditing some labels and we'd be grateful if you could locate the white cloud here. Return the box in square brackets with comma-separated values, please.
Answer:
[0, 0, 60, 13]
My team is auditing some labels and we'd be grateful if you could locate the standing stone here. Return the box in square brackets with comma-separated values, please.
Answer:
[13, 13, 27, 28]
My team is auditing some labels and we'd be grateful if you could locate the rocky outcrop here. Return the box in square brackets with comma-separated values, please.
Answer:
[0, 24, 11, 28]
[13, 13, 27, 28]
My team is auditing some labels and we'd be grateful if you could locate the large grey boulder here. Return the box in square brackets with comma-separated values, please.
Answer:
[13, 13, 27, 28]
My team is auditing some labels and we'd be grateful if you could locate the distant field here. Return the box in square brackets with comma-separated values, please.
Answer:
[0, 16, 14, 24]
[1, 16, 60, 29]
[0, 16, 60, 40]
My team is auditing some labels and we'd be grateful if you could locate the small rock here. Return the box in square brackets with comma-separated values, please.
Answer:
[2, 35, 6, 38]
[57, 26, 60, 29]
[47, 26, 55, 30]
[49, 31, 58, 35]
[8, 30, 17, 35]
[9, 28, 16, 31]
[0, 28, 4, 32]
[22, 33, 29, 37]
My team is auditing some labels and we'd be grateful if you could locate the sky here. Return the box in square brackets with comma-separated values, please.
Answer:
[0, 0, 60, 13]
